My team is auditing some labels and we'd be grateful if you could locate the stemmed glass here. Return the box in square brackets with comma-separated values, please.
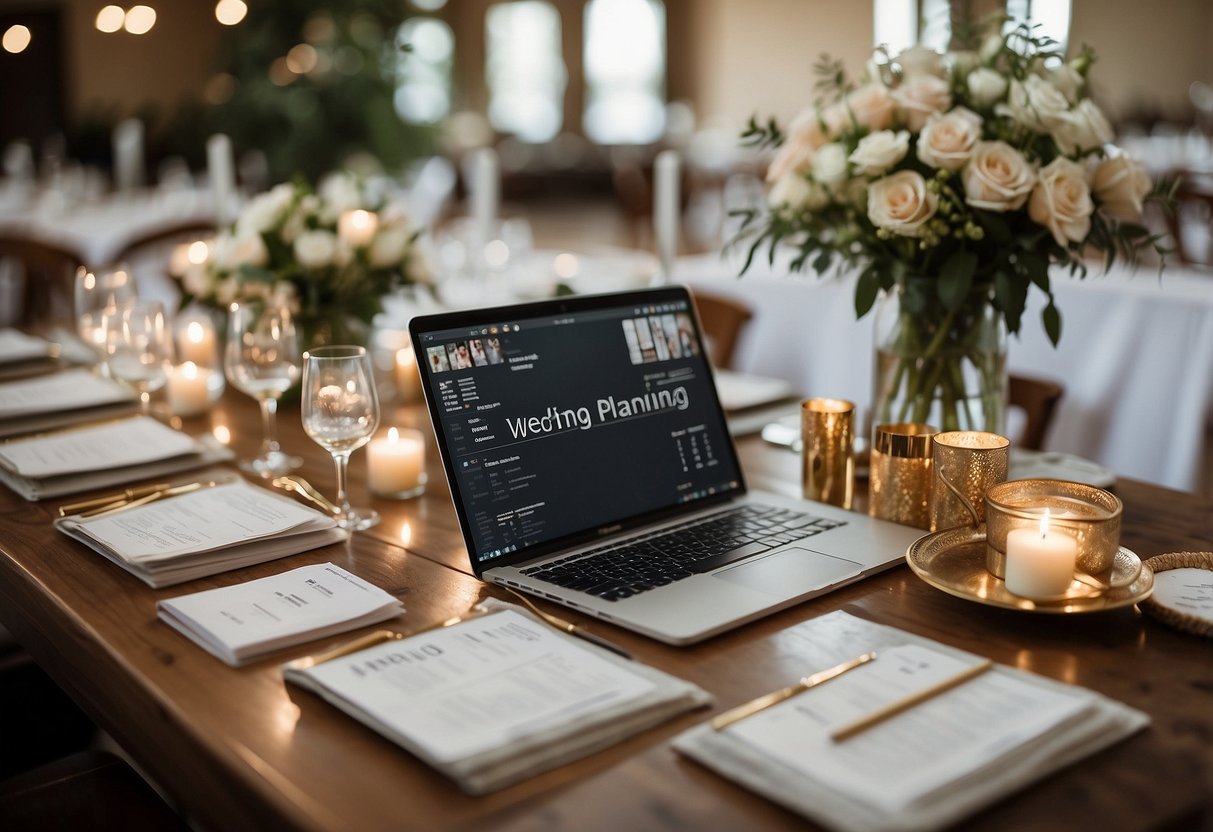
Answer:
[300, 345, 381, 530]
[224, 297, 303, 477]
[103, 301, 171, 414]
[75, 263, 138, 364]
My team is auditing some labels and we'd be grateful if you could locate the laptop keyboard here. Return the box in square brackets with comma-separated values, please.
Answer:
[519, 505, 846, 602]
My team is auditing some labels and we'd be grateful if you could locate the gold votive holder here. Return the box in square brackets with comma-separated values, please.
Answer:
[985, 479, 1123, 580]
[801, 398, 855, 509]
[868, 422, 936, 529]
[929, 431, 1010, 532]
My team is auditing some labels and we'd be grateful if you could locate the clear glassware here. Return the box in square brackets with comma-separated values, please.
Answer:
[224, 298, 303, 477]
[300, 345, 381, 530]
[103, 301, 171, 414]
[75, 263, 138, 362]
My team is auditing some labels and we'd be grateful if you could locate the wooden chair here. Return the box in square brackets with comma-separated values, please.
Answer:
[690, 289, 753, 369]
[0, 235, 84, 327]
[113, 220, 217, 314]
[1162, 173, 1213, 268]
[1008, 374, 1064, 451]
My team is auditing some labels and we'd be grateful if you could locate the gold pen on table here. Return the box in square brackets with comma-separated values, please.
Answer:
[496, 584, 633, 660]
[59, 482, 172, 517]
[286, 607, 493, 671]
[829, 658, 995, 742]
[711, 651, 877, 731]
[73, 480, 219, 519]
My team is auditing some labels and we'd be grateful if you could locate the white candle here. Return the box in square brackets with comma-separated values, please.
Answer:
[470, 146, 499, 253]
[178, 319, 217, 366]
[167, 362, 211, 417]
[207, 133, 236, 224]
[1004, 510, 1078, 598]
[394, 347, 423, 404]
[338, 209, 378, 248]
[653, 149, 680, 283]
[367, 427, 426, 498]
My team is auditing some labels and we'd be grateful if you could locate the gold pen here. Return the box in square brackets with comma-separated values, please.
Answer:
[829, 658, 995, 742]
[73, 480, 218, 519]
[712, 652, 877, 731]
[59, 482, 172, 517]
[285, 607, 493, 671]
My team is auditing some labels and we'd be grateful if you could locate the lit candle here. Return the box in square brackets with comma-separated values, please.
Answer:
[367, 427, 426, 498]
[395, 347, 423, 404]
[166, 362, 211, 417]
[1003, 510, 1078, 598]
[178, 318, 217, 365]
[338, 209, 378, 248]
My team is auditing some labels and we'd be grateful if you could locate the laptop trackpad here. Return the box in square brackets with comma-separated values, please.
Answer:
[713, 547, 862, 596]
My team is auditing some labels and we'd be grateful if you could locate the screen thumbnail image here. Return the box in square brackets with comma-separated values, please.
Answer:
[484, 337, 504, 364]
[633, 317, 659, 362]
[661, 314, 683, 359]
[676, 313, 700, 356]
[426, 345, 451, 373]
[649, 316, 670, 361]
[622, 319, 643, 364]
[468, 338, 489, 367]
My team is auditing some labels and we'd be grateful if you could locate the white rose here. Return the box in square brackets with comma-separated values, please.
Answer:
[893, 74, 952, 132]
[236, 183, 294, 235]
[966, 67, 1008, 107]
[293, 230, 338, 268]
[767, 174, 828, 211]
[916, 107, 982, 171]
[867, 170, 939, 236]
[1051, 99, 1114, 156]
[849, 130, 910, 176]
[997, 75, 1070, 132]
[369, 226, 410, 268]
[1049, 64, 1084, 103]
[221, 232, 268, 269]
[963, 140, 1037, 211]
[1029, 157, 1094, 247]
[319, 172, 362, 217]
[846, 82, 896, 132]
[766, 133, 816, 183]
[1092, 154, 1151, 222]
[896, 45, 946, 78]
[812, 142, 849, 188]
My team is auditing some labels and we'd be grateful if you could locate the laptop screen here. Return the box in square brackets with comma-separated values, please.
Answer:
[411, 286, 745, 571]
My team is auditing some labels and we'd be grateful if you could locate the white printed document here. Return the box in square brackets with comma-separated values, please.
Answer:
[0, 416, 199, 478]
[284, 600, 711, 794]
[56, 479, 347, 587]
[673, 610, 1149, 832]
[0, 329, 52, 364]
[158, 563, 403, 666]
[0, 369, 137, 437]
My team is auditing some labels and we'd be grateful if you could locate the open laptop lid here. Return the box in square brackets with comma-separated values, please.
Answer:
[410, 286, 747, 579]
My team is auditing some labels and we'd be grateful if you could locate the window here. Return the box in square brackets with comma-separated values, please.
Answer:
[485, 1, 566, 143]
[395, 17, 455, 124]
[582, 0, 665, 145]
[1005, 0, 1072, 53]
[873, 0, 950, 53]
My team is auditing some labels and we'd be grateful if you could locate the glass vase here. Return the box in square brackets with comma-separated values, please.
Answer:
[871, 286, 1007, 436]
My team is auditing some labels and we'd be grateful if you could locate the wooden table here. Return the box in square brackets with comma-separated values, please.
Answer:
[1, 391, 1211, 831]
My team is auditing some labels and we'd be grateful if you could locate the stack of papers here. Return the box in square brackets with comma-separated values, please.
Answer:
[673, 610, 1149, 832]
[55, 479, 347, 587]
[0, 369, 137, 437]
[0, 416, 234, 500]
[284, 599, 712, 794]
[0, 329, 61, 380]
[158, 563, 403, 666]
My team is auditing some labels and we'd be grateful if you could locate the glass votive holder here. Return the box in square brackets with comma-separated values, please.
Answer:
[869, 423, 937, 529]
[367, 427, 427, 499]
[984, 479, 1123, 582]
[801, 398, 855, 509]
[166, 361, 213, 417]
[929, 431, 1010, 532]
[172, 306, 224, 405]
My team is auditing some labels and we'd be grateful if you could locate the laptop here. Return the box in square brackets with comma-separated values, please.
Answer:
[410, 286, 923, 645]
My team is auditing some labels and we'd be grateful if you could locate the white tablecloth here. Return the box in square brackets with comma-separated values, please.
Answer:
[676, 253, 1213, 494]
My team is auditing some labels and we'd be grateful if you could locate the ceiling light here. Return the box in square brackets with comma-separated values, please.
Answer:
[215, 0, 247, 27]
[95, 5, 125, 33]
[124, 5, 157, 35]
[2, 25, 31, 54]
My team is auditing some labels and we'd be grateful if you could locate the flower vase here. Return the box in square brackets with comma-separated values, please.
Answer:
[871, 287, 1007, 436]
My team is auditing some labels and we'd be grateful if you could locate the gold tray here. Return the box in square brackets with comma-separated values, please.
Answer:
[906, 526, 1155, 613]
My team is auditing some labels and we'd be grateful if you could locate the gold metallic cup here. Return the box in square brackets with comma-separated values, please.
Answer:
[801, 398, 855, 509]
[929, 431, 1010, 532]
[868, 423, 936, 529]
[984, 479, 1124, 581]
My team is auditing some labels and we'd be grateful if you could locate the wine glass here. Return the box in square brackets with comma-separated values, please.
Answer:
[300, 345, 380, 530]
[75, 263, 138, 363]
[224, 297, 303, 477]
[103, 301, 171, 414]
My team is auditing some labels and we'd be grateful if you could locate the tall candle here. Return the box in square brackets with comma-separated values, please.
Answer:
[338, 209, 378, 248]
[178, 319, 217, 366]
[112, 118, 145, 193]
[207, 133, 237, 224]
[395, 347, 423, 404]
[1003, 510, 1078, 598]
[653, 149, 680, 283]
[470, 147, 499, 255]
[367, 427, 426, 498]
[167, 362, 211, 417]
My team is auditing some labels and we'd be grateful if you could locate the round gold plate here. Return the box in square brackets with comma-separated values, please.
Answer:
[906, 526, 1155, 613]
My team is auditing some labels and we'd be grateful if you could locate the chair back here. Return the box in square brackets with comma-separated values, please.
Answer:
[1008, 374, 1064, 451]
[0, 235, 83, 326]
[690, 289, 753, 369]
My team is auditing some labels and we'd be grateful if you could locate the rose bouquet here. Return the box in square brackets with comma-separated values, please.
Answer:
[738, 22, 1169, 432]
[179, 171, 431, 347]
